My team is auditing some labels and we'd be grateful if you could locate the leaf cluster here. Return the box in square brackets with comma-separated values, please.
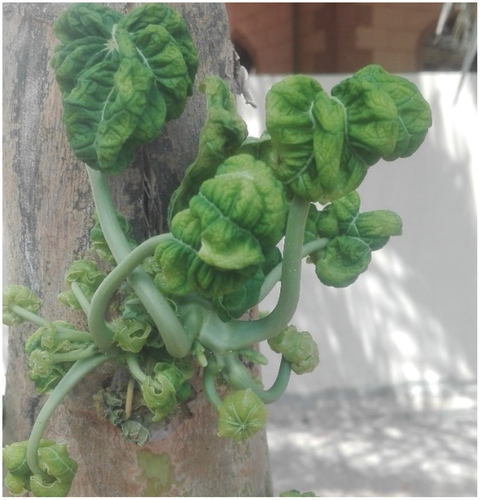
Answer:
[266, 65, 432, 204]
[2, 285, 41, 326]
[306, 191, 403, 287]
[51, 3, 199, 174]
[25, 321, 93, 393]
[3, 440, 77, 497]
[57, 260, 107, 310]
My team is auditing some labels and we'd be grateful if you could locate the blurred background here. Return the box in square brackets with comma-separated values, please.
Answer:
[226, 2, 477, 496]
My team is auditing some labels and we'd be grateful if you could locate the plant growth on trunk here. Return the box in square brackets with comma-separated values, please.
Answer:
[3, 3, 432, 497]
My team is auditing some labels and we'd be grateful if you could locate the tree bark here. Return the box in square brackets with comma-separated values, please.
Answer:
[3, 3, 272, 496]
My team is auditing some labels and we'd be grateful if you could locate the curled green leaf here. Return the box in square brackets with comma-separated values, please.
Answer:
[217, 389, 267, 442]
[28, 349, 55, 379]
[168, 76, 248, 222]
[155, 154, 287, 299]
[268, 325, 319, 375]
[140, 374, 176, 422]
[4, 471, 27, 497]
[112, 318, 152, 353]
[58, 260, 106, 310]
[331, 64, 432, 161]
[315, 235, 372, 288]
[90, 211, 137, 265]
[266, 66, 431, 203]
[311, 192, 403, 286]
[51, 3, 198, 174]
[3, 440, 77, 498]
[3, 285, 41, 326]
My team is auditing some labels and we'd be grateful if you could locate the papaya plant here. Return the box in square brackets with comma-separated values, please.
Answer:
[2, 2, 432, 497]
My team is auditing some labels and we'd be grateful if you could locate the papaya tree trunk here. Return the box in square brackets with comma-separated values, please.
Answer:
[3, 3, 272, 496]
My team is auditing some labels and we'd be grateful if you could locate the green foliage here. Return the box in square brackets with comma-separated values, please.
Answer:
[217, 389, 267, 442]
[25, 321, 93, 394]
[268, 325, 319, 375]
[2, 285, 41, 326]
[168, 76, 249, 222]
[140, 362, 188, 422]
[3, 440, 77, 497]
[5, 4, 433, 493]
[266, 65, 432, 204]
[90, 211, 137, 265]
[112, 318, 152, 353]
[311, 191, 403, 287]
[58, 260, 107, 309]
[154, 153, 288, 298]
[51, 3, 198, 174]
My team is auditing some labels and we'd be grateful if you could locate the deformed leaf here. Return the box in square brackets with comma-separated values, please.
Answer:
[168, 76, 248, 222]
[155, 154, 287, 299]
[268, 325, 319, 375]
[333, 64, 432, 160]
[2, 285, 41, 326]
[315, 235, 372, 287]
[51, 3, 198, 174]
[266, 66, 431, 203]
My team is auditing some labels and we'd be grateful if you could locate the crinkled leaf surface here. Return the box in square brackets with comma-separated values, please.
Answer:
[332, 64, 432, 161]
[311, 191, 403, 287]
[3, 440, 77, 498]
[51, 3, 198, 174]
[168, 76, 248, 223]
[266, 66, 431, 203]
[155, 154, 287, 298]
[192, 154, 287, 269]
[2, 286, 41, 326]
[268, 325, 319, 375]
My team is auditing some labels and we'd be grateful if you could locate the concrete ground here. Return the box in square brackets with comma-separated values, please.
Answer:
[266, 380, 477, 497]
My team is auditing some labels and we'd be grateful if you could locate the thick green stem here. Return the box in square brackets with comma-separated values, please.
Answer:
[70, 282, 90, 316]
[258, 237, 329, 302]
[26, 354, 112, 475]
[11, 305, 48, 328]
[51, 344, 98, 363]
[223, 354, 291, 403]
[199, 195, 311, 352]
[10, 306, 92, 342]
[88, 233, 193, 356]
[202, 365, 222, 410]
[125, 352, 148, 384]
[86, 167, 193, 358]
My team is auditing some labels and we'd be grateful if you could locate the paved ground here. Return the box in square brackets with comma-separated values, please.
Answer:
[266, 381, 477, 497]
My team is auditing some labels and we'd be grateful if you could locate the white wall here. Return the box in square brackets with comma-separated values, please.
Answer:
[237, 73, 478, 394]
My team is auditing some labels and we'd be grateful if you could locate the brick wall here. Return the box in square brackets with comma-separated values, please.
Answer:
[226, 3, 442, 73]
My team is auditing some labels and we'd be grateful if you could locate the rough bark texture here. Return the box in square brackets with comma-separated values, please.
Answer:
[3, 3, 272, 496]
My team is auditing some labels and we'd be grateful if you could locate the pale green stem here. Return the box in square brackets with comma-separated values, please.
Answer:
[26, 354, 112, 475]
[54, 330, 93, 344]
[11, 306, 48, 328]
[51, 344, 98, 363]
[88, 233, 193, 356]
[86, 167, 192, 358]
[223, 354, 291, 404]
[125, 352, 148, 384]
[10, 305, 92, 341]
[258, 237, 330, 302]
[198, 195, 311, 353]
[202, 365, 222, 410]
[70, 282, 91, 316]
[125, 352, 164, 393]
